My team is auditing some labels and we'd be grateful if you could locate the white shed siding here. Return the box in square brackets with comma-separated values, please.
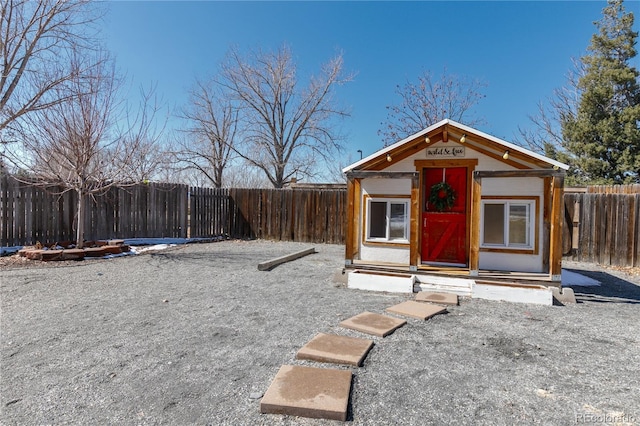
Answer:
[360, 244, 410, 264]
[361, 178, 411, 196]
[474, 157, 545, 273]
[479, 251, 544, 273]
[481, 177, 543, 196]
[359, 178, 411, 265]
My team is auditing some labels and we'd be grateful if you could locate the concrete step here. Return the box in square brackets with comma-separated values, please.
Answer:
[415, 282, 472, 296]
[473, 280, 553, 305]
[414, 275, 473, 296]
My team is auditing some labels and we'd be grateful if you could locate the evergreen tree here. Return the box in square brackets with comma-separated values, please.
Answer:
[559, 0, 640, 184]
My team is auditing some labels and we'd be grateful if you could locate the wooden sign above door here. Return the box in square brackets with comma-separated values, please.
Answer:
[426, 147, 465, 158]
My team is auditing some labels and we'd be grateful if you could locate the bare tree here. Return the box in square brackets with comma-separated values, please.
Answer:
[174, 78, 237, 188]
[7, 52, 164, 247]
[219, 45, 352, 188]
[0, 0, 99, 136]
[378, 68, 487, 146]
[118, 85, 168, 183]
[517, 58, 583, 155]
[224, 162, 271, 188]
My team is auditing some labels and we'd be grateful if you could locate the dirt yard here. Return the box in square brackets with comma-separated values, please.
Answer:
[1, 240, 639, 425]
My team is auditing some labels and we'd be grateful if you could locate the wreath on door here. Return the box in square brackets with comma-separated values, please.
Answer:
[429, 182, 457, 211]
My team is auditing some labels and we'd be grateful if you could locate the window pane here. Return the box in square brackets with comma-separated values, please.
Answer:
[369, 201, 386, 238]
[389, 203, 407, 239]
[483, 203, 505, 245]
[509, 204, 529, 245]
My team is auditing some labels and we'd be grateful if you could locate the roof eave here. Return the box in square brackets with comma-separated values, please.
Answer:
[445, 120, 570, 171]
[342, 119, 451, 173]
[342, 118, 569, 173]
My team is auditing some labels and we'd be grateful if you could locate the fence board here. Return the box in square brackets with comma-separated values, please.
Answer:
[627, 194, 640, 266]
[616, 195, 629, 267]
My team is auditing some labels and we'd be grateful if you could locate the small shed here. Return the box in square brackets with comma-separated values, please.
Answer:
[342, 119, 569, 300]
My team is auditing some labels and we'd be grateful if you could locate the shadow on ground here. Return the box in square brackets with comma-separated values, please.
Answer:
[565, 268, 640, 304]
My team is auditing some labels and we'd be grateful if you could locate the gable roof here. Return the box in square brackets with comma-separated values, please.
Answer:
[343, 119, 569, 173]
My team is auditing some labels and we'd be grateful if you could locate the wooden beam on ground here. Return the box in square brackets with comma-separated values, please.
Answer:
[258, 247, 316, 271]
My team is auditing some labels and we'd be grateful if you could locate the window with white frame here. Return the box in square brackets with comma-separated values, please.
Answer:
[481, 199, 536, 250]
[366, 197, 410, 243]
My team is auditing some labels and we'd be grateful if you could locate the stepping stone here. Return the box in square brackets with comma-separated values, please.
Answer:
[416, 291, 459, 306]
[260, 365, 351, 421]
[386, 300, 447, 320]
[296, 333, 373, 366]
[339, 311, 407, 337]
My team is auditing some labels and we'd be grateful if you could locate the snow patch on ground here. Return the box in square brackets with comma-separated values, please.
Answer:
[123, 237, 224, 246]
[562, 269, 601, 287]
[1, 237, 226, 257]
[129, 244, 176, 254]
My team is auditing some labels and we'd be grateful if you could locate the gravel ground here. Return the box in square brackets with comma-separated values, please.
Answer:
[1, 240, 639, 425]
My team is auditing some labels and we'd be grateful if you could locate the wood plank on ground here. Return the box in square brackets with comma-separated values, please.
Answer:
[257, 247, 316, 271]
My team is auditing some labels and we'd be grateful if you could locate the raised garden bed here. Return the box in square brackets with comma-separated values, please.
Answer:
[18, 240, 130, 261]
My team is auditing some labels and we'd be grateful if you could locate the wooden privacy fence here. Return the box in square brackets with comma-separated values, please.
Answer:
[564, 191, 640, 267]
[1, 175, 189, 246]
[189, 186, 229, 239]
[227, 188, 346, 243]
[1, 175, 347, 247]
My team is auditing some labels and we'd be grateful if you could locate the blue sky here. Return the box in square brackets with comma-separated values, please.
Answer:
[102, 1, 635, 162]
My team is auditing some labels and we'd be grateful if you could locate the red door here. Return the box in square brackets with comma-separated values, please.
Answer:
[422, 167, 468, 265]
